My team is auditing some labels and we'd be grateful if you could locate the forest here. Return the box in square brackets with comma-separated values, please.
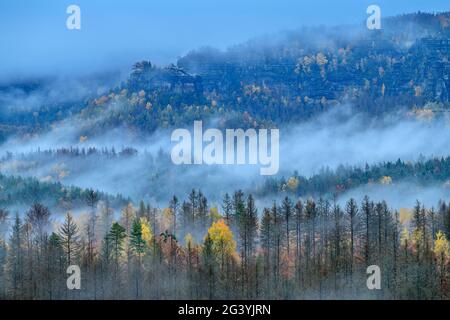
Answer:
[0, 190, 449, 299]
[0, 11, 450, 300]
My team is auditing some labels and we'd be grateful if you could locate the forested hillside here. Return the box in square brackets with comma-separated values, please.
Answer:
[1, 12, 449, 141]
[77, 12, 450, 134]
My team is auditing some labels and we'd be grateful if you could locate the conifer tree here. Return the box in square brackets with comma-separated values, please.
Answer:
[59, 212, 80, 266]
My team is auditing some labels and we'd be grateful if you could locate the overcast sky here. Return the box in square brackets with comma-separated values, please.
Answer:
[0, 0, 448, 79]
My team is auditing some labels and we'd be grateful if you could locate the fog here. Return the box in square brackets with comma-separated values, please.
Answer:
[1, 4, 450, 210]
[280, 106, 450, 175]
[1, 1, 448, 79]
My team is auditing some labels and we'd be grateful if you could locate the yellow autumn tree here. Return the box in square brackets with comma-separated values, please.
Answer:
[380, 176, 392, 185]
[434, 230, 449, 294]
[287, 176, 299, 191]
[400, 227, 410, 248]
[209, 207, 221, 222]
[140, 217, 153, 246]
[205, 219, 236, 262]
[434, 231, 450, 261]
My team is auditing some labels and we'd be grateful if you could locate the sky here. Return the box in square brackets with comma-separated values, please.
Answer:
[0, 0, 449, 79]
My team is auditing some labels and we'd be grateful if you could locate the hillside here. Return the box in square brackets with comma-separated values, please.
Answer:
[70, 12, 450, 137]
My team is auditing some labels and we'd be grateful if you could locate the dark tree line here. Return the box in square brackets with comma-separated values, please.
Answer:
[259, 156, 450, 197]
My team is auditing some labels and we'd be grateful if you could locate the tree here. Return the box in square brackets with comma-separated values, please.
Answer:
[189, 189, 197, 227]
[106, 222, 127, 294]
[346, 198, 358, 273]
[0, 208, 8, 240]
[271, 202, 282, 287]
[99, 199, 114, 240]
[206, 219, 236, 268]
[260, 208, 272, 294]
[304, 199, 317, 277]
[140, 217, 153, 247]
[222, 193, 233, 224]
[7, 213, 23, 299]
[59, 212, 80, 265]
[85, 189, 99, 268]
[281, 197, 293, 255]
[433, 231, 449, 298]
[0, 208, 8, 297]
[130, 218, 147, 298]
[244, 195, 258, 262]
[130, 219, 147, 257]
[202, 234, 216, 299]
[294, 200, 303, 283]
[26, 203, 51, 243]
[121, 202, 136, 273]
[362, 196, 372, 264]
[169, 196, 179, 236]
[107, 222, 127, 268]
[198, 192, 208, 230]
[47, 232, 64, 299]
[232, 190, 245, 232]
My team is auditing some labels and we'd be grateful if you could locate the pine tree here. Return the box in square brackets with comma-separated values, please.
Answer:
[130, 218, 146, 298]
[294, 200, 303, 284]
[345, 198, 358, 273]
[198, 192, 208, 230]
[281, 197, 293, 255]
[202, 234, 216, 299]
[222, 193, 233, 224]
[85, 190, 99, 269]
[169, 196, 179, 236]
[106, 222, 127, 295]
[260, 208, 272, 294]
[271, 202, 282, 288]
[189, 189, 197, 227]
[362, 196, 372, 264]
[107, 222, 127, 269]
[232, 190, 245, 222]
[99, 199, 114, 240]
[47, 232, 64, 299]
[0, 209, 8, 298]
[0, 208, 8, 240]
[7, 213, 23, 299]
[245, 194, 258, 262]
